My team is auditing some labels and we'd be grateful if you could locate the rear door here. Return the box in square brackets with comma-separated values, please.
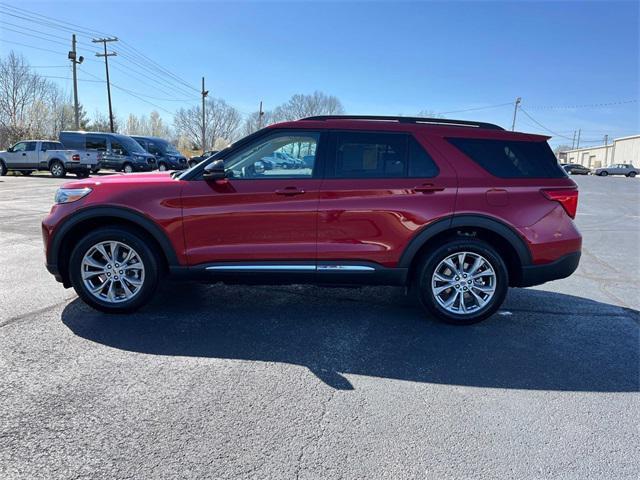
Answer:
[317, 130, 457, 268]
[85, 135, 108, 167]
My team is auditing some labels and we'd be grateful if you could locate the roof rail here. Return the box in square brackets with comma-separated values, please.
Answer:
[299, 115, 504, 130]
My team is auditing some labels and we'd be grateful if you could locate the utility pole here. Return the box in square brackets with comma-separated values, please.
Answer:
[511, 97, 522, 131]
[93, 37, 118, 132]
[576, 129, 581, 149]
[201, 77, 209, 152]
[257, 101, 264, 130]
[571, 130, 576, 150]
[604, 134, 609, 165]
[68, 34, 84, 130]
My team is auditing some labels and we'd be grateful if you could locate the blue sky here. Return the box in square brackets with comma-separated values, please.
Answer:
[1, 0, 638, 147]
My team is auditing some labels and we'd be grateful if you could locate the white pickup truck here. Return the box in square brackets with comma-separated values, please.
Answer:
[0, 140, 97, 178]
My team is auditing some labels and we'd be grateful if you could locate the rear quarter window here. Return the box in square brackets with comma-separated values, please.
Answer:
[448, 138, 566, 178]
[59, 133, 84, 150]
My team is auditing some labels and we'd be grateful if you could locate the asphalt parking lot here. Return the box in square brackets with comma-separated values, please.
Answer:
[1, 172, 638, 479]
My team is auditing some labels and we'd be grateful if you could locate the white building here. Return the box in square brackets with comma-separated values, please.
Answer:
[563, 134, 640, 169]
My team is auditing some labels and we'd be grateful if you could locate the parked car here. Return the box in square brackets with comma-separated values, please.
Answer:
[131, 136, 188, 171]
[562, 163, 591, 175]
[59, 131, 156, 173]
[0, 140, 94, 178]
[594, 163, 638, 177]
[188, 150, 219, 168]
[261, 151, 304, 169]
[42, 115, 582, 325]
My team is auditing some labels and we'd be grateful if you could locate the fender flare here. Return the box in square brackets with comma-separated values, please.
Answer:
[48, 205, 180, 269]
[398, 214, 532, 268]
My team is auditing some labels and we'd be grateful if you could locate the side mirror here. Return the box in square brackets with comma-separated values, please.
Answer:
[254, 160, 265, 174]
[7, 146, 13, 152]
[203, 159, 226, 180]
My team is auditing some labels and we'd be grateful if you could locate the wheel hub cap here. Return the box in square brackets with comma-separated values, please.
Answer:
[81, 241, 145, 303]
[431, 251, 497, 315]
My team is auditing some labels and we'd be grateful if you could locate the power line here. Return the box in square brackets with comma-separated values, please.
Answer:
[0, 39, 67, 55]
[436, 101, 514, 115]
[1, 3, 199, 97]
[527, 99, 638, 110]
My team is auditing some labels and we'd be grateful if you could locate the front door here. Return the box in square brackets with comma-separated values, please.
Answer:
[181, 130, 325, 266]
[6, 141, 31, 168]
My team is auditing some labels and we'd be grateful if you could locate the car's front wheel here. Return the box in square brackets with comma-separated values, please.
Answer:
[158, 162, 167, 171]
[123, 163, 133, 174]
[628, 171, 637, 178]
[69, 227, 161, 313]
[415, 239, 508, 325]
[0, 160, 7, 176]
[600, 171, 608, 176]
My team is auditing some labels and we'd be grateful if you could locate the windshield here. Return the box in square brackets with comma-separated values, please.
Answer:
[163, 141, 181, 155]
[117, 135, 146, 154]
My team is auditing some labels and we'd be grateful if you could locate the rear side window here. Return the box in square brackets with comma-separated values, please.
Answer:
[59, 133, 84, 150]
[448, 138, 566, 178]
[331, 132, 439, 178]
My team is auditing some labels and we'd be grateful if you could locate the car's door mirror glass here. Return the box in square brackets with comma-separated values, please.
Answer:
[203, 159, 226, 180]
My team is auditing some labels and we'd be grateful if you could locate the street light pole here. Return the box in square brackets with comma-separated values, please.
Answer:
[511, 97, 522, 131]
[68, 34, 84, 130]
[201, 77, 209, 152]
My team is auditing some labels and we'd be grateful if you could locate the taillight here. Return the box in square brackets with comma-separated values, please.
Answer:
[541, 188, 578, 219]
[71, 154, 80, 161]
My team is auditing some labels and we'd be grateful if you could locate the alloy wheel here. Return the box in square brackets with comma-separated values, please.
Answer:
[431, 251, 497, 315]
[81, 240, 145, 304]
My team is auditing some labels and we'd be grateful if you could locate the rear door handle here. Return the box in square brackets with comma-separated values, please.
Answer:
[22, 153, 26, 156]
[275, 187, 305, 196]
[413, 183, 445, 193]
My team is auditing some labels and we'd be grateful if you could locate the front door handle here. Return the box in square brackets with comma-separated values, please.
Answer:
[22, 153, 26, 156]
[275, 187, 305, 196]
[413, 183, 445, 193]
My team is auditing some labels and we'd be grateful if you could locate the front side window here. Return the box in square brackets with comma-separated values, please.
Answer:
[223, 131, 319, 179]
[12, 142, 27, 152]
[24, 142, 36, 151]
[147, 141, 164, 156]
[110, 140, 127, 155]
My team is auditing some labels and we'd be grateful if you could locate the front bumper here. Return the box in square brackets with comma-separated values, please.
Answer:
[517, 252, 581, 287]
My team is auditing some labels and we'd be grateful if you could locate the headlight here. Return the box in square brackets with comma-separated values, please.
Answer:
[54, 187, 92, 204]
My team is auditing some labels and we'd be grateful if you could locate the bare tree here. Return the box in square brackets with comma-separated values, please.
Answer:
[272, 91, 344, 122]
[91, 110, 120, 133]
[174, 97, 241, 150]
[0, 51, 56, 146]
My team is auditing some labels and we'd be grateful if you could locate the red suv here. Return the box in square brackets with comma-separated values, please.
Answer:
[42, 116, 581, 325]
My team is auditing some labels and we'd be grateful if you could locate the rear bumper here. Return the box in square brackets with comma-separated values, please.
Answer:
[64, 162, 91, 172]
[517, 252, 581, 287]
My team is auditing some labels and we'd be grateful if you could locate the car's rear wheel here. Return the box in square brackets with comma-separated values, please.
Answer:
[123, 163, 133, 174]
[415, 239, 508, 325]
[158, 162, 167, 171]
[69, 227, 161, 313]
[628, 172, 636, 178]
[50, 161, 66, 178]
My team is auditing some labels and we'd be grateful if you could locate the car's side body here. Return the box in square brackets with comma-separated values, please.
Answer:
[43, 118, 581, 302]
[59, 131, 157, 173]
[563, 163, 591, 175]
[0, 140, 94, 176]
[595, 163, 639, 177]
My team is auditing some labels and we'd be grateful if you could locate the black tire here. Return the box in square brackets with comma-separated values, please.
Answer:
[123, 163, 133, 174]
[76, 170, 90, 178]
[20, 170, 33, 176]
[50, 160, 66, 178]
[188, 161, 197, 168]
[69, 226, 162, 313]
[157, 162, 168, 172]
[0, 160, 6, 176]
[415, 238, 508, 325]
[600, 171, 608, 176]
[628, 172, 636, 178]
[91, 168, 101, 174]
